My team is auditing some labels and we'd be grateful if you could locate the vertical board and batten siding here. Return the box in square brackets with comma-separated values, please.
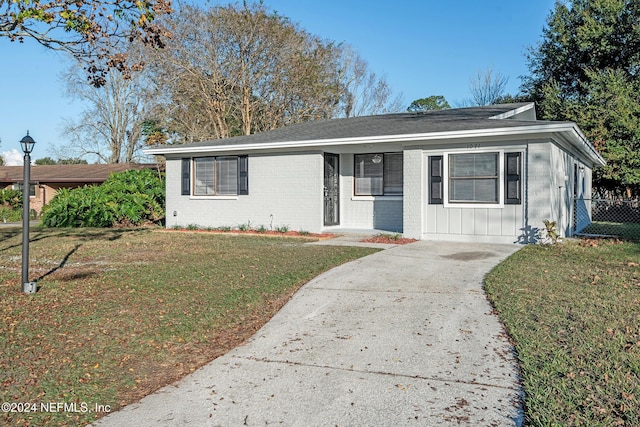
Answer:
[165, 152, 324, 232]
[419, 141, 527, 243]
[424, 205, 523, 241]
[337, 154, 403, 232]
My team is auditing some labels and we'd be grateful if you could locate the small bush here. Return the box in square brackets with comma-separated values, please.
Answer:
[41, 168, 165, 228]
[0, 206, 21, 222]
[238, 221, 253, 231]
[0, 189, 22, 209]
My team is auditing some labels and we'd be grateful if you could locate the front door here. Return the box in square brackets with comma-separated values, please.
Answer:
[324, 153, 340, 226]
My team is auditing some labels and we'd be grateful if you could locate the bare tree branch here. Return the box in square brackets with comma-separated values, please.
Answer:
[1, 0, 172, 86]
[468, 68, 509, 106]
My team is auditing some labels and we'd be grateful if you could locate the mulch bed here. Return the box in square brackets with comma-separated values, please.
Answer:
[158, 228, 336, 240]
[160, 228, 419, 244]
[360, 235, 418, 245]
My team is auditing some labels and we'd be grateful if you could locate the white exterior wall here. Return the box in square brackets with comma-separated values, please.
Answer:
[507, 139, 595, 241]
[548, 142, 594, 237]
[335, 154, 403, 232]
[402, 148, 424, 240]
[526, 141, 553, 240]
[161, 134, 598, 243]
[165, 152, 324, 232]
[423, 205, 524, 243]
[420, 142, 526, 244]
[551, 143, 573, 237]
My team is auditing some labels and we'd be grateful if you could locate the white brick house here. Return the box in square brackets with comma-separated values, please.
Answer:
[146, 103, 605, 243]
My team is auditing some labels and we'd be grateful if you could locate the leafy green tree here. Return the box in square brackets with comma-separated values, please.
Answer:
[0, 0, 172, 86]
[35, 157, 57, 165]
[58, 158, 88, 165]
[407, 96, 450, 112]
[523, 0, 640, 197]
[493, 93, 533, 104]
[35, 157, 89, 165]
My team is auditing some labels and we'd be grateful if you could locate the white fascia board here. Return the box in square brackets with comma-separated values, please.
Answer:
[559, 124, 606, 167]
[489, 102, 536, 119]
[144, 122, 580, 156]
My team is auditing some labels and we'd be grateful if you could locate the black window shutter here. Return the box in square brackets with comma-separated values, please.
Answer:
[429, 155, 443, 204]
[505, 152, 521, 205]
[238, 155, 249, 195]
[181, 158, 190, 196]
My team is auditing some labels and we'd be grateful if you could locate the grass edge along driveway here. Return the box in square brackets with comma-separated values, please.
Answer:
[485, 238, 639, 426]
[0, 227, 378, 426]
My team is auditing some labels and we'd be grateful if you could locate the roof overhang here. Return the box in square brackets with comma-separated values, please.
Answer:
[145, 122, 605, 167]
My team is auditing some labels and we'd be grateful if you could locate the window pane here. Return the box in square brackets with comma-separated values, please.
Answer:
[216, 157, 238, 195]
[355, 154, 383, 195]
[450, 178, 497, 202]
[194, 157, 215, 195]
[13, 183, 36, 197]
[448, 153, 499, 203]
[383, 153, 403, 195]
[450, 153, 497, 177]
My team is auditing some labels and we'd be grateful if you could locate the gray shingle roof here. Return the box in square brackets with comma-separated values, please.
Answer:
[158, 103, 560, 150]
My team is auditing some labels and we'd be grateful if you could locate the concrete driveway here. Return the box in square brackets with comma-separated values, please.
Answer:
[92, 239, 522, 426]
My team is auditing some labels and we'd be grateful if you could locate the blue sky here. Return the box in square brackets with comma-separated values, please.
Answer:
[0, 0, 554, 164]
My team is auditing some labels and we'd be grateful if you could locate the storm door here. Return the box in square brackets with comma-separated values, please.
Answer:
[324, 153, 340, 226]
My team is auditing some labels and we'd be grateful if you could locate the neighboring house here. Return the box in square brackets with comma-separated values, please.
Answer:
[0, 164, 159, 214]
[145, 103, 605, 243]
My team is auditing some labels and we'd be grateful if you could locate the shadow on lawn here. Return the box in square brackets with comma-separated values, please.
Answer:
[0, 227, 134, 253]
[36, 243, 82, 282]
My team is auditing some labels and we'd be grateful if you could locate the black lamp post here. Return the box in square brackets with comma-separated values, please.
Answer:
[20, 131, 36, 294]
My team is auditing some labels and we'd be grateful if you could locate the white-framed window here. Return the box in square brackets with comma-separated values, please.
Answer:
[429, 150, 522, 208]
[448, 152, 500, 204]
[184, 156, 248, 197]
[12, 183, 36, 197]
[354, 152, 403, 196]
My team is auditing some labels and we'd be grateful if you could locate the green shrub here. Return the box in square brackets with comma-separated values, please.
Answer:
[0, 206, 22, 222]
[41, 168, 165, 228]
[0, 189, 22, 209]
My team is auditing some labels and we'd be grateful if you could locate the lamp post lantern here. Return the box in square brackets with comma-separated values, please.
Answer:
[20, 131, 36, 294]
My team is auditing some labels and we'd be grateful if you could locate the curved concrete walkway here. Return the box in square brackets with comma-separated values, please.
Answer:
[92, 240, 522, 426]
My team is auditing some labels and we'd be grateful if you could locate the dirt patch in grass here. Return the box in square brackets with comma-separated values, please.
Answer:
[0, 227, 378, 426]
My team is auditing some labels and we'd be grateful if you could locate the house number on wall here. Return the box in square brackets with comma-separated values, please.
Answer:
[466, 144, 481, 149]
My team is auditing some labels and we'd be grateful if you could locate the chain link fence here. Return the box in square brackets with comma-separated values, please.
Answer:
[574, 198, 640, 241]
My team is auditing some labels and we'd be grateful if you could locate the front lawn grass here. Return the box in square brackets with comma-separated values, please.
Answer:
[485, 239, 640, 426]
[0, 227, 378, 426]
